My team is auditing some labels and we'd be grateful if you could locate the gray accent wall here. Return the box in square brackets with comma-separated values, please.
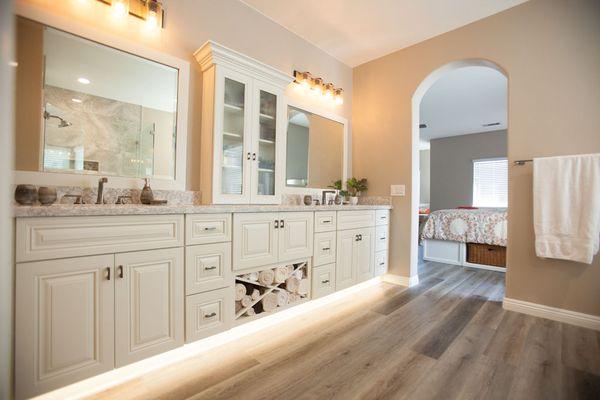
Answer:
[419, 149, 430, 205]
[430, 130, 507, 210]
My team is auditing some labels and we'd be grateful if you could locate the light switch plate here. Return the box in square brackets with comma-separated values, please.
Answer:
[390, 184, 405, 196]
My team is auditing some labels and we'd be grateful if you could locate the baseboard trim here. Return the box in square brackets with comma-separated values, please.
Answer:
[382, 273, 419, 287]
[503, 297, 600, 331]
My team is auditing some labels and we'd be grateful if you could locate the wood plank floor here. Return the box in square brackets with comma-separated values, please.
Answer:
[89, 262, 600, 400]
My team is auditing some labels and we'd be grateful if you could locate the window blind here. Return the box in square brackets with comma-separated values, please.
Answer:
[472, 158, 508, 207]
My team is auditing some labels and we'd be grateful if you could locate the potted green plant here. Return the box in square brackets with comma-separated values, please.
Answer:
[346, 177, 368, 205]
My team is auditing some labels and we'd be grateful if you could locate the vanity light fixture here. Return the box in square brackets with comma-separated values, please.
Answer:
[293, 70, 344, 105]
[96, 0, 165, 29]
[110, 0, 129, 17]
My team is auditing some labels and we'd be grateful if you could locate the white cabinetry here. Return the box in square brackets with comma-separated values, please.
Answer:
[195, 41, 293, 204]
[15, 255, 115, 400]
[114, 248, 184, 367]
[232, 212, 313, 270]
[335, 227, 375, 290]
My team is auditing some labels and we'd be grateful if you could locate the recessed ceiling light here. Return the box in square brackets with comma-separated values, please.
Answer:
[482, 122, 501, 127]
[71, 98, 82, 103]
[419, 123, 427, 129]
[77, 77, 90, 85]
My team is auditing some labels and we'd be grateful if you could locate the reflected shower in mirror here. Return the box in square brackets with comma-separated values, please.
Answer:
[14, 17, 180, 180]
[286, 106, 344, 189]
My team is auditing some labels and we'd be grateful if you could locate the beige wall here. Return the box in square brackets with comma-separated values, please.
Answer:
[353, 0, 600, 316]
[15, 0, 352, 190]
[15, 16, 43, 171]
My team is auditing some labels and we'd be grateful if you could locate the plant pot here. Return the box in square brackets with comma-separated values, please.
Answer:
[349, 196, 359, 205]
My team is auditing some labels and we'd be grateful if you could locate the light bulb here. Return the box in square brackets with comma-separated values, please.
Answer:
[324, 83, 334, 100]
[145, 0, 162, 30]
[111, 0, 129, 18]
[334, 89, 344, 105]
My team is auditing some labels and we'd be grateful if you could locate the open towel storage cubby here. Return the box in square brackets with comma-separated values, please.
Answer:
[234, 260, 311, 324]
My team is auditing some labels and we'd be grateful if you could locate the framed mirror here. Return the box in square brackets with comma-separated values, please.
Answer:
[14, 16, 189, 189]
[284, 104, 348, 192]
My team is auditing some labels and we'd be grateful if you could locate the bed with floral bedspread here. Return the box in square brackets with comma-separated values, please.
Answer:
[420, 208, 508, 247]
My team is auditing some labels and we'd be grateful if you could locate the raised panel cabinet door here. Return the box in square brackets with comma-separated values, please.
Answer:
[233, 212, 279, 270]
[185, 242, 233, 295]
[356, 228, 375, 282]
[278, 212, 314, 263]
[311, 263, 335, 299]
[250, 80, 285, 204]
[114, 248, 184, 367]
[336, 229, 358, 290]
[15, 255, 114, 400]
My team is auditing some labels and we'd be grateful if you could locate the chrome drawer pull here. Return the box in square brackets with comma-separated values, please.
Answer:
[203, 226, 217, 231]
[106, 267, 111, 280]
[321, 279, 330, 284]
[322, 247, 331, 251]
[379, 262, 385, 266]
[323, 220, 331, 223]
[204, 266, 217, 270]
[380, 236, 386, 240]
[205, 312, 217, 318]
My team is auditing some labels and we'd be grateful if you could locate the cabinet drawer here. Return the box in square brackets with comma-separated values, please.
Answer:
[375, 210, 390, 226]
[375, 251, 388, 276]
[186, 213, 231, 245]
[337, 210, 375, 231]
[313, 231, 336, 267]
[375, 225, 389, 252]
[186, 243, 233, 295]
[312, 263, 335, 299]
[186, 288, 233, 343]
[314, 211, 336, 232]
[16, 215, 184, 262]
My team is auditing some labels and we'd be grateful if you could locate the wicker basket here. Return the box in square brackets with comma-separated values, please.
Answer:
[466, 243, 506, 267]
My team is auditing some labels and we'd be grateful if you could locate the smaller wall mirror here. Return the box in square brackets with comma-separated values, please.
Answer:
[285, 106, 345, 189]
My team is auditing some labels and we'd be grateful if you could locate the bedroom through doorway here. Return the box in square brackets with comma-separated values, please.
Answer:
[412, 60, 508, 278]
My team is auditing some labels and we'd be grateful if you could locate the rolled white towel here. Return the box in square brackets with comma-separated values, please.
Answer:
[250, 288, 260, 301]
[235, 301, 243, 314]
[243, 272, 259, 281]
[276, 290, 289, 306]
[293, 268, 304, 280]
[288, 293, 301, 303]
[235, 283, 247, 301]
[285, 276, 300, 293]
[241, 295, 252, 308]
[273, 267, 288, 284]
[297, 278, 309, 295]
[258, 269, 275, 286]
[245, 307, 256, 316]
[262, 292, 278, 312]
[285, 265, 294, 276]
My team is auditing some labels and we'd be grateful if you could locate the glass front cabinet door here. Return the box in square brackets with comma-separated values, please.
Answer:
[196, 41, 292, 205]
[213, 68, 285, 204]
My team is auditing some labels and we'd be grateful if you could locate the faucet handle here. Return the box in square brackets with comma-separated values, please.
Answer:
[62, 194, 83, 204]
[116, 195, 132, 205]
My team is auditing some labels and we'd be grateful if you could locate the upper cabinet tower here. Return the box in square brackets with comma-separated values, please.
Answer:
[195, 41, 293, 204]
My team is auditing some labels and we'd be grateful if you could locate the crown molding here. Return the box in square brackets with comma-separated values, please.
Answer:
[194, 41, 293, 89]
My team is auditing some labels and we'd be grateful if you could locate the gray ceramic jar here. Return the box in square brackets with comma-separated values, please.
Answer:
[15, 184, 38, 205]
[38, 186, 57, 206]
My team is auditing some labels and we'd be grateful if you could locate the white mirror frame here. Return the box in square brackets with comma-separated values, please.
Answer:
[281, 98, 349, 196]
[13, 4, 190, 191]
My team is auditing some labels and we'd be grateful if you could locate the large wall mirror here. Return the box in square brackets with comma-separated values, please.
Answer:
[285, 105, 346, 190]
[14, 17, 189, 189]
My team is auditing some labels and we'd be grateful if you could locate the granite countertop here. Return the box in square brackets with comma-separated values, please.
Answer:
[12, 203, 392, 218]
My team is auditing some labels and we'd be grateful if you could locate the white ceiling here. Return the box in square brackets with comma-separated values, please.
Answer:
[419, 66, 507, 145]
[240, 0, 528, 67]
[44, 27, 178, 112]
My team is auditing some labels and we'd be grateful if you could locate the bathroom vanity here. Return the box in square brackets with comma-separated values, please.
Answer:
[13, 205, 390, 399]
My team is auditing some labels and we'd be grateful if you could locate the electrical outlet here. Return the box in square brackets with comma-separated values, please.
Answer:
[390, 184, 405, 196]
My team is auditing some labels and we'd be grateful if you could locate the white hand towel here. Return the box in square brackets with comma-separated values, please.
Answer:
[533, 153, 600, 264]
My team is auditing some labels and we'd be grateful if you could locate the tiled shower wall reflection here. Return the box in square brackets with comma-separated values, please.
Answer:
[43, 85, 175, 178]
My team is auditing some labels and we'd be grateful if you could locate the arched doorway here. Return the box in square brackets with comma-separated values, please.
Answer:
[410, 59, 508, 282]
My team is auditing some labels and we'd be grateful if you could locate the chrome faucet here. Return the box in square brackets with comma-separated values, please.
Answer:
[96, 177, 108, 204]
[322, 190, 336, 206]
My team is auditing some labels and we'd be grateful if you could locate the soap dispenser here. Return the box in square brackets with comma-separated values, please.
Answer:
[140, 178, 154, 205]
